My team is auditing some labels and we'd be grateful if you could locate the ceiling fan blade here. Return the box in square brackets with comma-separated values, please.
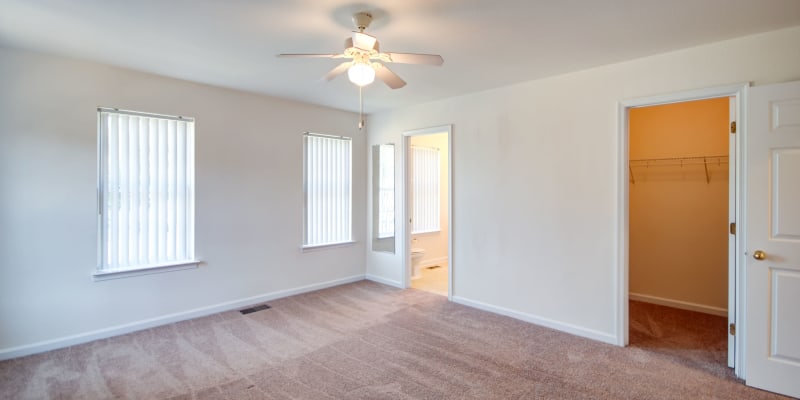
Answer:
[374, 64, 406, 89]
[322, 62, 353, 81]
[277, 53, 344, 59]
[385, 52, 444, 66]
[352, 31, 377, 51]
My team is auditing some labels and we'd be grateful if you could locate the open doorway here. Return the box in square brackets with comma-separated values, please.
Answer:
[403, 125, 452, 298]
[618, 84, 745, 377]
[627, 97, 732, 370]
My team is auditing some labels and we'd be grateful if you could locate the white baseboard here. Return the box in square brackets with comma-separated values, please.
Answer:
[419, 256, 448, 269]
[0, 275, 365, 361]
[452, 296, 617, 345]
[365, 274, 403, 288]
[629, 292, 728, 316]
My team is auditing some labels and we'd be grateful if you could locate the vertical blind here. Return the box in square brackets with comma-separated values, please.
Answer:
[98, 109, 195, 271]
[411, 146, 440, 233]
[304, 133, 352, 246]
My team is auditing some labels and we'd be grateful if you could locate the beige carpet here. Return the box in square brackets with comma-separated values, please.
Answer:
[0, 281, 790, 399]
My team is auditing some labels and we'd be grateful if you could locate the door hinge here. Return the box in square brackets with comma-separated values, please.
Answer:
[730, 222, 736, 235]
[730, 121, 737, 134]
[729, 323, 736, 336]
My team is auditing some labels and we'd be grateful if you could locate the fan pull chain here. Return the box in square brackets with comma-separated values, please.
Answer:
[358, 86, 365, 130]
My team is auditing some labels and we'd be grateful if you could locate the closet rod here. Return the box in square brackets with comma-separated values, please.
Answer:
[629, 155, 728, 163]
[629, 155, 728, 184]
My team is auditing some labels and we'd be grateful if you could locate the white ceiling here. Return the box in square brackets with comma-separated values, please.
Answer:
[1, 0, 799, 113]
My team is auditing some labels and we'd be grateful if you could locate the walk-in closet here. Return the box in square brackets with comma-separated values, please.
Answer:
[628, 97, 731, 362]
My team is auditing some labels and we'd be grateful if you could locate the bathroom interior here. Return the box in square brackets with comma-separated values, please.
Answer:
[371, 130, 449, 296]
[409, 132, 449, 296]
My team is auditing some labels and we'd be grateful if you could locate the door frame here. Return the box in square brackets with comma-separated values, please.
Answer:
[616, 83, 748, 378]
[402, 124, 453, 300]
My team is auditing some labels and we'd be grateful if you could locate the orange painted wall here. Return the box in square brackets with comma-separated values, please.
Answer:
[629, 97, 729, 311]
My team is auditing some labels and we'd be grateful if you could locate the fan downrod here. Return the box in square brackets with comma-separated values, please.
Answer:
[352, 12, 373, 32]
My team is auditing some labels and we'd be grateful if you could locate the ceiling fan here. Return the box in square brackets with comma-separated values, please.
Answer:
[278, 12, 444, 89]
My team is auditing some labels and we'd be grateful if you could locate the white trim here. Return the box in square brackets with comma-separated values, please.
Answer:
[629, 293, 728, 317]
[300, 241, 357, 252]
[619, 84, 748, 108]
[303, 132, 352, 141]
[452, 296, 617, 345]
[736, 85, 750, 379]
[616, 101, 629, 347]
[0, 275, 365, 361]
[97, 107, 193, 122]
[365, 274, 403, 288]
[92, 260, 200, 281]
[402, 125, 454, 301]
[410, 229, 441, 235]
[617, 82, 748, 377]
[727, 95, 740, 369]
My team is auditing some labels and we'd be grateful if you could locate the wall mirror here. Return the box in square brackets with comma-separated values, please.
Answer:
[372, 144, 395, 253]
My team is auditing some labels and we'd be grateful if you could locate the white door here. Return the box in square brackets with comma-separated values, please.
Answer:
[745, 80, 800, 398]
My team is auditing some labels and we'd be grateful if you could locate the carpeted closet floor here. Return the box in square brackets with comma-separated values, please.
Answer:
[0, 281, 790, 399]
[629, 300, 732, 379]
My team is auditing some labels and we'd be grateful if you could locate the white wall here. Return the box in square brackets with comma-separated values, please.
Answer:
[366, 26, 800, 343]
[0, 47, 366, 357]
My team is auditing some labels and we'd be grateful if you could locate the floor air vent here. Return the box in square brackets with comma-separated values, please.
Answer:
[240, 304, 271, 315]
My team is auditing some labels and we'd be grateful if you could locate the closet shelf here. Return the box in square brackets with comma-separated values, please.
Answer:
[629, 155, 728, 184]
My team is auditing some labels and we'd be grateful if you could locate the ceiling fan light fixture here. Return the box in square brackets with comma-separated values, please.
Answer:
[347, 62, 375, 86]
[278, 11, 441, 92]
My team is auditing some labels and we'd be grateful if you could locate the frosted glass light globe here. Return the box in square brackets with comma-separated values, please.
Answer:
[348, 63, 375, 86]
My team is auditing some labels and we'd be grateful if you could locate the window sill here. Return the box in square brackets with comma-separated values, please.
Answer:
[93, 260, 201, 281]
[411, 229, 441, 235]
[301, 241, 356, 253]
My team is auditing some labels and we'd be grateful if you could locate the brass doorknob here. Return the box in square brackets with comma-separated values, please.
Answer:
[753, 250, 767, 261]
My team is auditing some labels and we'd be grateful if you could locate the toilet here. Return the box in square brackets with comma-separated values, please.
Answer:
[411, 248, 426, 280]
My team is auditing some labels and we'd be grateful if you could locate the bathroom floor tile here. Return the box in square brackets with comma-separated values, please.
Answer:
[411, 263, 448, 296]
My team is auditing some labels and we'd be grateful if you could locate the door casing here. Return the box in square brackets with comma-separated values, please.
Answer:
[402, 125, 454, 300]
[617, 83, 747, 378]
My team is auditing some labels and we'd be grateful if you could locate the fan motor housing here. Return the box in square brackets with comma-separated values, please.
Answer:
[344, 37, 379, 52]
[353, 12, 373, 31]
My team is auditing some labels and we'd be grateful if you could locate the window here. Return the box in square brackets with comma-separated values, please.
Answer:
[303, 133, 352, 247]
[411, 145, 440, 234]
[96, 108, 196, 277]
